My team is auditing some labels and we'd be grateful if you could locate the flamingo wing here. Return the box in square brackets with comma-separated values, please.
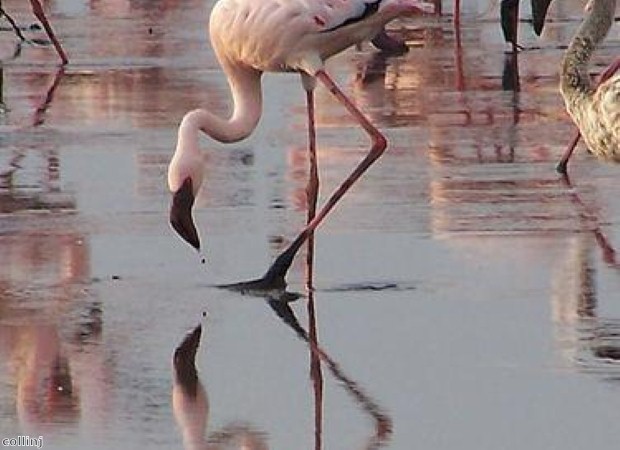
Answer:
[531, 0, 553, 36]
[309, 0, 385, 31]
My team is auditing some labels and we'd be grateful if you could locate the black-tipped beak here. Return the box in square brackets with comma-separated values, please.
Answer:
[170, 178, 201, 251]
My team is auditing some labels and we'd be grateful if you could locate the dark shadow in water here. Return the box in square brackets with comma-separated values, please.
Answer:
[172, 323, 269, 450]
[319, 281, 416, 293]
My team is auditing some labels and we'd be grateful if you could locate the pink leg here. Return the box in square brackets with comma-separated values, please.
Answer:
[557, 57, 620, 174]
[262, 69, 387, 283]
[305, 90, 322, 445]
[305, 88, 319, 280]
[556, 131, 581, 174]
[597, 57, 620, 84]
[0, 5, 26, 41]
[30, 0, 68, 65]
[454, 0, 460, 26]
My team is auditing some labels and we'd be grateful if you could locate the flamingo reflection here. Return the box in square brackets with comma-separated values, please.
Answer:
[0, 213, 107, 431]
[552, 174, 620, 377]
[172, 323, 269, 450]
[0, 61, 109, 431]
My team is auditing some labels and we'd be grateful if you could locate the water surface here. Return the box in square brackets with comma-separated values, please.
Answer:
[1, 1, 620, 449]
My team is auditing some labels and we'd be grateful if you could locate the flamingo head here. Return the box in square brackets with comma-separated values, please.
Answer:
[170, 177, 201, 252]
[168, 111, 208, 253]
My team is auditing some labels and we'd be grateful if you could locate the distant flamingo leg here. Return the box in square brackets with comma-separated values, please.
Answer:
[0, 5, 27, 41]
[262, 69, 387, 282]
[454, 0, 460, 25]
[556, 132, 581, 174]
[556, 57, 620, 174]
[29, 0, 68, 65]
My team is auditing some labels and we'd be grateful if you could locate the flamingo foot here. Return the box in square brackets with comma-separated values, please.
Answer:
[217, 276, 301, 302]
[556, 159, 569, 175]
[370, 29, 408, 55]
[216, 243, 303, 301]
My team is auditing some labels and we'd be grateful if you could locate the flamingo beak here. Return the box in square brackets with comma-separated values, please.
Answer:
[170, 177, 201, 251]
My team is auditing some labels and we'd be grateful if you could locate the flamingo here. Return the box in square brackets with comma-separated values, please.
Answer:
[0, 0, 68, 64]
[450, 0, 552, 50]
[556, 0, 620, 173]
[168, 0, 433, 287]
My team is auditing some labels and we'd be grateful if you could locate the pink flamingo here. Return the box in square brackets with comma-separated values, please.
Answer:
[168, 0, 432, 287]
[1, 0, 68, 64]
[557, 0, 620, 173]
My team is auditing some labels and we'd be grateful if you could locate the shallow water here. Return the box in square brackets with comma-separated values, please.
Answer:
[1, 0, 620, 449]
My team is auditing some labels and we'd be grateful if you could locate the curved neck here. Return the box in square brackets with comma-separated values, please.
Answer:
[179, 66, 263, 146]
[560, 0, 616, 102]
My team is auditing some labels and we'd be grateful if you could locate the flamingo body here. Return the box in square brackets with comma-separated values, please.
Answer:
[208, 0, 432, 74]
[560, 0, 620, 163]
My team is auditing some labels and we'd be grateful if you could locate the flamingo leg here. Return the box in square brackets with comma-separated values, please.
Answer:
[556, 132, 581, 174]
[596, 57, 620, 83]
[305, 88, 319, 278]
[454, 0, 460, 26]
[304, 90, 323, 446]
[0, 5, 27, 41]
[29, 0, 68, 65]
[556, 57, 620, 174]
[262, 69, 387, 283]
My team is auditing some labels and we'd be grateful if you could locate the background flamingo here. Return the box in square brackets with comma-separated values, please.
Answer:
[168, 0, 433, 288]
[558, 0, 620, 172]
